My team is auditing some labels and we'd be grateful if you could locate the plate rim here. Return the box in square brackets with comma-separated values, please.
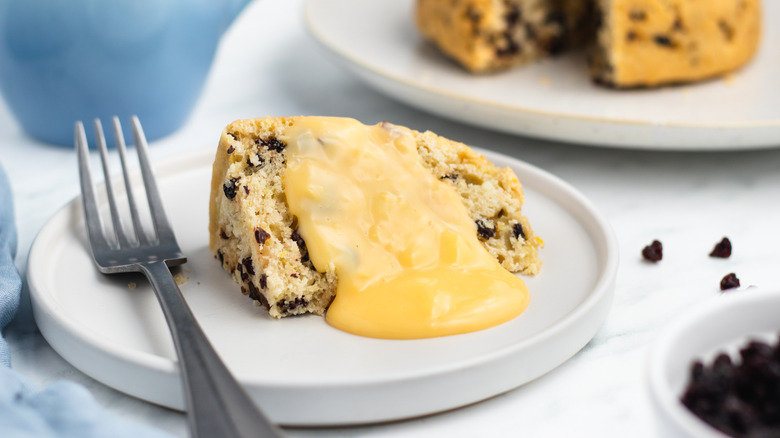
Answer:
[303, 0, 780, 150]
[27, 145, 618, 424]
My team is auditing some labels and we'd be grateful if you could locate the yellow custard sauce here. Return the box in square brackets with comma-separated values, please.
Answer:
[283, 118, 529, 339]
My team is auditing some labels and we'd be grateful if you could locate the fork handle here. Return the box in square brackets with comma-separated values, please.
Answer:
[140, 261, 284, 438]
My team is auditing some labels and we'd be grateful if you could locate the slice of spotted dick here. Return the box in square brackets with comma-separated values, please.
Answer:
[208, 117, 542, 318]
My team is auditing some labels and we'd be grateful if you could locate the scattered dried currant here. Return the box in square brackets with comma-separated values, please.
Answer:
[223, 177, 240, 200]
[642, 240, 663, 262]
[475, 218, 496, 239]
[544, 34, 565, 56]
[466, 6, 481, 25]
[710, 237, 732, 258]
[512, 222, 526, 240]
[237, 262, 249, 282]
[256, 137, 286, 152]
[440, 173, 458, 181]
[291, 230, 311, 264]
[545, 10, 564, 26]
[246, 281, 264, 304]
[525, 23, 537, 41]
[720, 273, 740, 291]
[653, 35, 674, 48]
[718, 20, 735, 41]
[247, 153, 265, 168]
[254, 227, 270, 245]
[226, 145, 235, 154]
[496, 39, 521, 57]
[241, 257, 255, 277]
[629, 10, 646, 21]
[504, 4, 520, 28]
[258, 273, 268, 290]
[672, 18, 684, 32]
[278, 297, 308, 313]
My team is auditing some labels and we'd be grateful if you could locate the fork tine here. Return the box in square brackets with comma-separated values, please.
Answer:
[113, 117, 145, 246]
[94, 119, 131, 248]
[130, 116, 177, 246]
[75, 121, 110, 253]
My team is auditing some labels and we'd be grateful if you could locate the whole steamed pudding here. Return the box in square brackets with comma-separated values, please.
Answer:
[208, 117, 542, 339]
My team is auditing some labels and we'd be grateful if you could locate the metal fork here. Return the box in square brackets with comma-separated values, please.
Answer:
[75, 116, 284, 438]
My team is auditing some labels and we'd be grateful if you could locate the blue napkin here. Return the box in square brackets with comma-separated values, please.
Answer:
[0, 162, 20, 368]
[0, 163, 173, 438]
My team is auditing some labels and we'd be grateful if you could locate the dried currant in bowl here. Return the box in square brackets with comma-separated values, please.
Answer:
[681, 335, 780, 438]
[648, 289, 780, 438]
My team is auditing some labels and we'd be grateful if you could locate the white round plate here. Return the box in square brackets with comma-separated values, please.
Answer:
[305, 0, 780, 150]
[28, 147, 617, 426]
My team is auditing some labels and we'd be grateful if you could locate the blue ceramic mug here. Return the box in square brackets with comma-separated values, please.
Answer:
[0, 0, 252, 146]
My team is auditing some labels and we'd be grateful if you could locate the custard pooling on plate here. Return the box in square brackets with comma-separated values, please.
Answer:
[283, 118, 530, 339]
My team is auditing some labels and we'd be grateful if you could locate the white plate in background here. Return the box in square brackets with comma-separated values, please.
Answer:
[28, 147, 617, 425]
[305, 0, 780, 150]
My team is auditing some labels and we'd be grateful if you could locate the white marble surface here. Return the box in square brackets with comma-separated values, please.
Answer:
[2, 1, 780, 437]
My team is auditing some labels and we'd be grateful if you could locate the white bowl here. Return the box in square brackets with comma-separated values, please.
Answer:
[647, 288, 780, 438]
